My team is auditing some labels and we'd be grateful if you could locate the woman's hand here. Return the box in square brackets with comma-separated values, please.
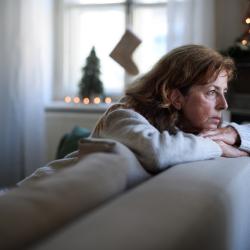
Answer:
[199, 126, 240, 146]
[199, 126, 249, 157]
[215, 140, 248, 157]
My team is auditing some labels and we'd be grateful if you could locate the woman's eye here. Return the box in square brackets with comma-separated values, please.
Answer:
[207, 90, 216, 96]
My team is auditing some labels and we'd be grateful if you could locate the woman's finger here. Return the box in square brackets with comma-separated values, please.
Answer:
[203, 134, 223, 140]
[200, 126, 238, 146]
[199, 128, 221, 137]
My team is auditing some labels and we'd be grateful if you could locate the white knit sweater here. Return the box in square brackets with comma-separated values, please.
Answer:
[229, 122, 250, 152]
[92, 107, 232, 173]
[92, 108, 250, 173]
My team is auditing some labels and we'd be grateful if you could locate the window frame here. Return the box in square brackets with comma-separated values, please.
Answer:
[53, 0, 167, 101]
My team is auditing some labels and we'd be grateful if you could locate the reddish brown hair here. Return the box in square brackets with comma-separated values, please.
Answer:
[124, 44, 235, 133]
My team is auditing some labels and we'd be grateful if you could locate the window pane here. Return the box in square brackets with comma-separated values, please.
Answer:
[64, 6, 125, 96]
[132, 6, 167, 75]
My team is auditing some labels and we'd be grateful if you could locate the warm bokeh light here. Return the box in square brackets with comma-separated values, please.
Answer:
[104, 97, 112, 104]
[73, 96, 80, 103]
[93, 97, 101, 104]
[246, 18, 250, 24]
[83, 97, 90, 104]
[242, 39, 248, 45]
[64, 96, 71, 103]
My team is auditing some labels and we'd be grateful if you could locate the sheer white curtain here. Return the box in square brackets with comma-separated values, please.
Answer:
[0, 0, 53, 187]
[167, 0, 215, 50]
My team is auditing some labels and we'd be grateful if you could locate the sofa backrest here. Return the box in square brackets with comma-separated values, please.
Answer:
[0, 138, 150, 250]
[31, 157, 250, 250]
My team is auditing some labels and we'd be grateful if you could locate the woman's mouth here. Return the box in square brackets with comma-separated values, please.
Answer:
[210, 117, 221, 124]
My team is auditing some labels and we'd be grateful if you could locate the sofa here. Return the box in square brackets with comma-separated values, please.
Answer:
[0, 138, 250, 250]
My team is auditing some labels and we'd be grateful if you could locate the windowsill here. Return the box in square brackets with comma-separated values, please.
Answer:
[45, 101, 111, 113]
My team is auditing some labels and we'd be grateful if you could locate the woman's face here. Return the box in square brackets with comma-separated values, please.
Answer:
[180, 71, 228, 133]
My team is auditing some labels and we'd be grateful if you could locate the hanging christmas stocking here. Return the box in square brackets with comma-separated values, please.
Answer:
[110, 30, 142, 75]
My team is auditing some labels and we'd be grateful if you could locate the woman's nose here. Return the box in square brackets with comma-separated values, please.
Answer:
[217, 94, 228, 110]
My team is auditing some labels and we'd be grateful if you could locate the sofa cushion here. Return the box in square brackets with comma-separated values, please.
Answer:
[78, 138, 151, 188]
[0, 139, 150, 250]
[18, 138, 150, 188]
[56, 126, 91, 159]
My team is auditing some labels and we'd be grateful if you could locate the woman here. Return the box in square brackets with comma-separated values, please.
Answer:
[92, 45, 250, 173]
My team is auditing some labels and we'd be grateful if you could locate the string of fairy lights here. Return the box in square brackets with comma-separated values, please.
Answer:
[240, 0, 250, 46]
[64, 96, 112, 105]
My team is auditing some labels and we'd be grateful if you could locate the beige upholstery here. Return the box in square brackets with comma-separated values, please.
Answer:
[1, 137, 250, 250]
[0, 139, 149, 250]
[32, 157, 250, 250]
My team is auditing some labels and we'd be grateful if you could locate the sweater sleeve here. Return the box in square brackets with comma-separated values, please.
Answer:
[228, 122, 250, 153]
[93, 108, 222, 173]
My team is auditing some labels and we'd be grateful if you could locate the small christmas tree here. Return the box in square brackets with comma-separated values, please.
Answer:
[78, 47, 104, 99]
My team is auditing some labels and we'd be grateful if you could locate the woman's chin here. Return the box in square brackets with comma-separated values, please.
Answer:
[205, 124, 219, 130]
[181, 123, 218, 134]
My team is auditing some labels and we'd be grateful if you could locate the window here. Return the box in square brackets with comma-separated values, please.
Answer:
[54, 0, 167, 101]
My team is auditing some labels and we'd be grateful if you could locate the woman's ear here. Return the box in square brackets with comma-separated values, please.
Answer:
[169, 89, 184, 110]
